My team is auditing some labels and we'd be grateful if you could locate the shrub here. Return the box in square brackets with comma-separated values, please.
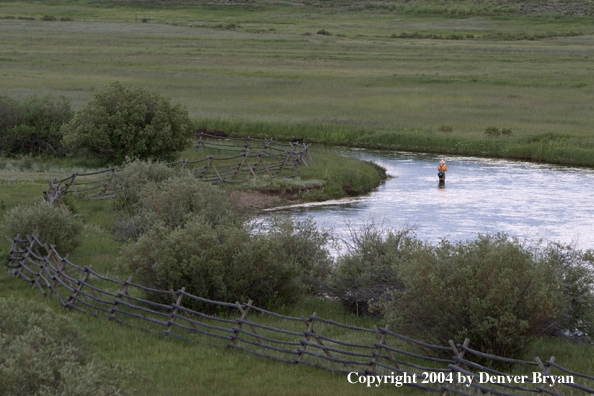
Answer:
[40, 14, 56, 21]
[61, 82, 194, 166]
[2, 201, 83, 254]
[118, 217, 310, 311]
[0, 296, 132, 396]
[110, 158, 177, 215]
[372, 234, 567, 361]
[538, 242, 594, 338]
[0, 95, 72, 155]
[114, 173, 243, 240]
[330, 225, 419, 315]
[264, 215, 333, 295]
[317, 29, 331, 35]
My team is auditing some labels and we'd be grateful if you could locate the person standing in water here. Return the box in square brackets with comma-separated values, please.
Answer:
[438, 160, 448, 182]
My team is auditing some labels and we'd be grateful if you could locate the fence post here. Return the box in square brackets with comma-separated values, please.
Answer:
[48, 253, 68, 299]
[276, 143, 296, 176]
[110, 275, 141, 319]
[298, 313, 332, 360]
[535, 356, 560, 396]
[443, 339, 471, 396]
[233, 151, 249, 179]
[229, 299, 256, 347]
[167, 287, 186, 335]
[7, 234, 22, 277]
[65, 266, 92, 310]
[369, 324, 399, 373]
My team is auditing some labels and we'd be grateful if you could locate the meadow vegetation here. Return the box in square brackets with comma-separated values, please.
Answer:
[0, 296, 133, 396]
[2, 0, 594, 394]
[2, 0, 594, 164]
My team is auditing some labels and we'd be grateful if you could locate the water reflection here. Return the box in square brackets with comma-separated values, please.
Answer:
[276, 149, 594, 250]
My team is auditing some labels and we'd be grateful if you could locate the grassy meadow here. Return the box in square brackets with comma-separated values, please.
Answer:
[2, 1, 594, 394]
[1, 0, 594, 164]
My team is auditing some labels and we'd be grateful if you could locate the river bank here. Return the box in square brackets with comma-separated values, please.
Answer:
[197, 120, 594, 169]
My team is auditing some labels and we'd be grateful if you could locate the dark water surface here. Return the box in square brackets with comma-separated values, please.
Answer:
[274, 149, 594, 250]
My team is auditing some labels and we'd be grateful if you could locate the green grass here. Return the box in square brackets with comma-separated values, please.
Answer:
[1, 271, 593, 396]
[1, 0, 594, 165]
[1, 1, 594, 393]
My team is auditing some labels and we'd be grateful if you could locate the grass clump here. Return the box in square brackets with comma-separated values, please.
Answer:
[61, 82, 194, 166]
[2, 201, 83, 255]
[0, 296, 133, 396]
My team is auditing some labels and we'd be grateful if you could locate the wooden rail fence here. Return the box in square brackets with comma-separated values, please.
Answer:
[44, 134, 312, 202]
[7, 235, 594, 396]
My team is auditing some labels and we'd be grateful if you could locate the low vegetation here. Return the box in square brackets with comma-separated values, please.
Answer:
[330, 227, 594, 361]
[0, 296, 132, 396]
[113, 160, 331, 311]
[2, 201, 83, 255]
[0, 94, 72, 155]
[1, 0, 594, 394]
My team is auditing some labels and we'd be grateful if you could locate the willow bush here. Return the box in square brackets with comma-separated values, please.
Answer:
[114, 163, 332, 310]
[0, 94, 72, 155]
[2, 201, 83, 254]
[329, 224, 419, 315]
[118, 216, 319, 312]
[0, 297, 132, 396]
[61, 82, 193, 165]
[370, 233, 594, 360]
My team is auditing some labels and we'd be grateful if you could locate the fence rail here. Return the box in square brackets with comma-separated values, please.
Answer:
[44, 134, 312, 203]
[7, 235, 594, 395]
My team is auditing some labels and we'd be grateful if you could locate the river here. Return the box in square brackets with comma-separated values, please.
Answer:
[272, 149, 594, 251]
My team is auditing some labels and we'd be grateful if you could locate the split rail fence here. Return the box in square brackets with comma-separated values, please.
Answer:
[44, 133, 312, 202]
[7, 235, 594, 396]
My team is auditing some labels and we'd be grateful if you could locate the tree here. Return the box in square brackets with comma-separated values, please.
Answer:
[62, 82, 193, 165]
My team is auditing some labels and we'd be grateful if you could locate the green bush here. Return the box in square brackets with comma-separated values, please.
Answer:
[114, 173, 243, 240]
[330, 225, 419, 315]
[372, 234, 568, 361]
[2, 201, 83, 254]
[110, 159, 177, 215]
[118, 217, 311, 311]
[0, 297, 132, 396]
[264, 215, 333, 295]
[61, 82, 194, 166]
[538, 243, 594, 338]
[0, 95, 73, 155]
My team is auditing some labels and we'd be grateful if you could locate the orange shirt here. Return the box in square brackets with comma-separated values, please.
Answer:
[438, 164, 448, 172]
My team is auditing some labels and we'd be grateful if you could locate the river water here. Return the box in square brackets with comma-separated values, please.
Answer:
[272, 149, 594, 251]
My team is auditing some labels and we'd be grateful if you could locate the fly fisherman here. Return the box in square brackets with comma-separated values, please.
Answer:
[438, 160, 448, 182]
